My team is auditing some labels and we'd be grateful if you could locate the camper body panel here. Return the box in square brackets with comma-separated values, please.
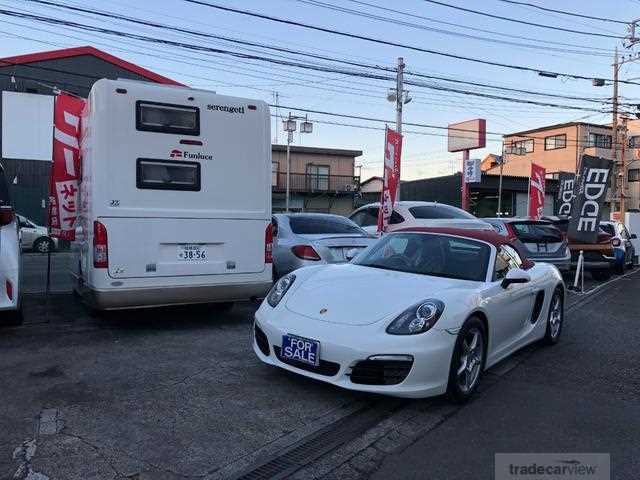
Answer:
[74, 79, 272, 309]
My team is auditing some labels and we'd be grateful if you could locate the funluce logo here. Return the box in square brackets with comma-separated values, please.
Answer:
[207, 104, 246, 114]
[169, 149, 213, 161]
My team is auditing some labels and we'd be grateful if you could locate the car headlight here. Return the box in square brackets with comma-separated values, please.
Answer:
[386, 299, 445, 335]
[267, 274, 296, 307]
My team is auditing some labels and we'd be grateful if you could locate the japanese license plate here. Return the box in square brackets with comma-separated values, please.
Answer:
[177, 244, 207, 261]
[281, 334, 320, 366]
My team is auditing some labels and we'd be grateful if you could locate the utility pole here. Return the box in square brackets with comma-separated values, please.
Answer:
[283, 113, 313, 212]
[612, 47, 621, 216]
[395, 57, 405, 201]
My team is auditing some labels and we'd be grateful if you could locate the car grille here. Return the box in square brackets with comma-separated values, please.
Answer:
[254, 324, 270, 357]
[273, 346, 340, 376]
[349, 359, 413, 385]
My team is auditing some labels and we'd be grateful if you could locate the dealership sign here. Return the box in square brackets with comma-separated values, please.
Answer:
[447, 119, 486, 153]
[556, 172, 576, 216]
[377, 127, 403, 233]
[568, 155, 612, 243]
[48, 93, 85, 240]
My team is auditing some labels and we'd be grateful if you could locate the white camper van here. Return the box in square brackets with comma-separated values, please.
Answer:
[72, 79, 273, 310]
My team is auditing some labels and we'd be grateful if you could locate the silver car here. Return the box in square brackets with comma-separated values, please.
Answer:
[17, 215, 58, 253]
[272, 213, 377, 279]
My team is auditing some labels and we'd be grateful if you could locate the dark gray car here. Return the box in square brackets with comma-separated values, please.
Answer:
[272, 213, 377, 279]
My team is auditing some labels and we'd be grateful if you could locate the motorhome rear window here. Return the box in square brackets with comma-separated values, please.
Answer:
[136, 159, 201, 191]
[136, 101, 200, 135]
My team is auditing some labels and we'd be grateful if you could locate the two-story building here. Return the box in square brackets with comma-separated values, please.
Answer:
[483, 121, 640, 214]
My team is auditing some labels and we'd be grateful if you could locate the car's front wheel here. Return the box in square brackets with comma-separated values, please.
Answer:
[447, 316, 486, 403]
[33, 237, 53, 253]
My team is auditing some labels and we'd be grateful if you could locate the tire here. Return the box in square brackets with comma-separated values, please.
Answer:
[33, 237, 53, 254]
[591, 269, 612, 281]
[543, 289, 563, 345]
[446, 316, 486, 403]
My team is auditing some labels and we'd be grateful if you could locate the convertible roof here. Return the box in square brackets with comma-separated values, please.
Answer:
[398, 227, 534, 268]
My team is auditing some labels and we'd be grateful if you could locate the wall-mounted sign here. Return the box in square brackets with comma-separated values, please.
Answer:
[463, 158, 482, 183]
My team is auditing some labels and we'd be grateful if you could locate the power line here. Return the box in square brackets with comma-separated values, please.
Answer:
[421, 0, 625, 39]
[494, 0, 628, 25]
[181, 0, 638, 84]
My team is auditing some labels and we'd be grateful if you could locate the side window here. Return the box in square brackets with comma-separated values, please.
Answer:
[349, 211, 367, 227]
[361, 208, 379, 227]
[390, 211, 405, 224]
[493, 245, 522, 280]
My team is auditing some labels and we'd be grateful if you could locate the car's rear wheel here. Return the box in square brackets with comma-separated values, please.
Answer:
[447, 316, 486, 403]
[33, 237, 53, 253]
[543, 289, 563, 345]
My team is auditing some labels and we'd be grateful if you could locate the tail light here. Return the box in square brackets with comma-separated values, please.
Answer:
[93, 221, 108, 268]
[265, 223, 273, 264]
[291, 245, 321, 261]
[612, 238, 621, 247]
[0, 206, 15, 227]
[5, 280, 13, 301]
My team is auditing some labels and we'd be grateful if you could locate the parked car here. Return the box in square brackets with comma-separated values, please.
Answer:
[599, 220, 636, 273]
[349, 201, 492, 235]
[272, 213, 376, 279]
[0, 164, 21, 324]
[17, 215, 58, 253]
[483, 218, 571, 273]
[542, 216, 616, 281]
[254, 227, 564, 401]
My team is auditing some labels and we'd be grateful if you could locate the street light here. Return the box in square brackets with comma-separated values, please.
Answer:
[283, 113, 313, 212]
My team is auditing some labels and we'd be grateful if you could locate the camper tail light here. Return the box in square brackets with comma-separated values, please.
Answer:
[93, 221, 109, 269]
[0, 206, 15, 227]
[265, 223, 273, 264]
[5, 280, 13, 301]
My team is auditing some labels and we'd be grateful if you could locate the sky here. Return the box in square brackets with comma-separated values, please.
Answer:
[2, 0, 640, 181]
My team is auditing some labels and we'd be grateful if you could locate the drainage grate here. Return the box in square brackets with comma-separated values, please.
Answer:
[230, 399, 405, 480]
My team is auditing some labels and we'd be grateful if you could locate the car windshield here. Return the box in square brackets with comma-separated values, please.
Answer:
[289, 215, 366, 235]
[510, 222, 562, 242]
[354, 232, 490, 281]
[408, 205, 476, 220]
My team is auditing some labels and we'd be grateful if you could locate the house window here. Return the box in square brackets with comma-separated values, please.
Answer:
[306, 164, 329, 191]
[629, 169, 640, 182]
[629, 136, 640, 148]
[544, 134, 567, 150]
[510, 139, 534, 154]
[588, 133, 612, 149]
[271, 161, 279, 187]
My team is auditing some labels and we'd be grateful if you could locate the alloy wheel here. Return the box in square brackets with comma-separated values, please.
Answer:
[456, 327, 484, 394]
[549, 295, 562, 339]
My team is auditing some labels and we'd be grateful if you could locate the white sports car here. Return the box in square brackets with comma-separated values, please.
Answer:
[254, 228, 565, 401]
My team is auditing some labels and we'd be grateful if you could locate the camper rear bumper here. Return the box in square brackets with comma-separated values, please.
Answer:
[79, 280, 272, 310]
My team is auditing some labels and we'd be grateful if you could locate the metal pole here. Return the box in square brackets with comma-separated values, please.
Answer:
[497, 158, 504, 216]
[621, 117, 627, 218]
[461, 150, 470, 211]
[396, 57, 404, 202]
[612, 48, 619, 214]
[285, 128, 292, 212]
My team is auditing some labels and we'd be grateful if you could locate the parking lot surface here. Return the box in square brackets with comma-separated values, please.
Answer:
[1, 254, 638, 479]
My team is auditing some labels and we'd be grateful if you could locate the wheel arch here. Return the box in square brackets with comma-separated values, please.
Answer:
[33, 236, 52, 247]
[468, 310, 489, 349]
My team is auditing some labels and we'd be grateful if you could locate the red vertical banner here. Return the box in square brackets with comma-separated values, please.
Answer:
[48, 94, 85, 240]
[377, 127, 403, 233]
[528, 163, 546, 220]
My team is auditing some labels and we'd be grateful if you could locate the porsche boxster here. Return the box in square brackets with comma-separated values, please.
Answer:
[253, 228, 565, 401]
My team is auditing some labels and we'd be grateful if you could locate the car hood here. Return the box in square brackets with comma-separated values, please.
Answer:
[285, 264, 477, 326]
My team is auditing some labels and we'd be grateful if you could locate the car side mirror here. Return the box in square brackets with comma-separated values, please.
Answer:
[501, 268, 531, 289]
[631, 233, 637, 240]
[345, 248, 359, 262]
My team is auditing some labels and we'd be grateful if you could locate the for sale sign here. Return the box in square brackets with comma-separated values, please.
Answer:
[556, 172, 576, 216]
[568, 155, 612, 243]
[48, 94, 85, 240]
[377, 127, 403, 233]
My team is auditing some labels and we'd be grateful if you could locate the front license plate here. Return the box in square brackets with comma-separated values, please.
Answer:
[177, 244, 207, 261]
[281, 334, 320, 366]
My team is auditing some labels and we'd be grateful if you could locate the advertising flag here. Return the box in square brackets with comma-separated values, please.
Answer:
[48, 93, 85, 240]
[528, 163, 546, 220]
[556, 172, 576, 217]
[568, 155, 612, 243]
[377, 127, 403, 232]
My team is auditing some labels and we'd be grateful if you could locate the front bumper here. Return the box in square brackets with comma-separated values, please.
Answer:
[253, 307, 457, 399]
